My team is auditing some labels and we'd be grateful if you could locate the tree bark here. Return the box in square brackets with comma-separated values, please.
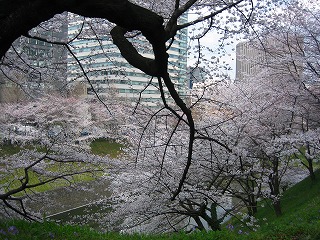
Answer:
[0, 0, 164, 60]
[268, 157, 282, 217]
[273, 200, 282, 217]
[306, 144, 316, 181]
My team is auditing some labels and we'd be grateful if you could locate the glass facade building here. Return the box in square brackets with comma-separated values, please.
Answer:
[0, 14, 68, 103]
[67, 14, 188, 107]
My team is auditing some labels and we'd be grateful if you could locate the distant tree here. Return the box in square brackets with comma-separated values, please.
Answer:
[243, 0, 320, 181]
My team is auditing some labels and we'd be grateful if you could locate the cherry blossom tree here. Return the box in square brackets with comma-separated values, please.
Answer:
[189, 55, 319, 218]
[96, 108, 234, 233]
[242, 0, 320, 181]
[0, 0, 318, 233]
[0, 0, 257, 211]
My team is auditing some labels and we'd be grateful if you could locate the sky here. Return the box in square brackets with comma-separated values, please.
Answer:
[187, 11, 241, 80]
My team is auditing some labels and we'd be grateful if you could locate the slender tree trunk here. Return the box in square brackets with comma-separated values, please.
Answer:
[248, 179, 258, 216]
[305, 144, 316, 181]
[307, 156, 316, 181]
[273, 200, 282, 217]
[247, 196, 257, 216]
[209, 202, 221, 231]
[192, 216, 205, 231]
[309, 168, 316, 181]
[268, 157, 282, 217]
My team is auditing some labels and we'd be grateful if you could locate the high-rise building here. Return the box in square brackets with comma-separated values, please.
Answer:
[235, 41, 264, 81]
[0, 13, 68, 102]
[22, 25, 68, 93]
[236, 36, 304, 81]
[188, 66, 209, 89]
[67, 14, 188, 107]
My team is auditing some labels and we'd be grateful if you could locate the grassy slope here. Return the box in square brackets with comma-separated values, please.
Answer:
[253, 169, 320, 239]
[1, 171, 320, 240]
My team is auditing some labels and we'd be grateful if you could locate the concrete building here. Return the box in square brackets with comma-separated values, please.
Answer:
[235, 41, 264, 81]
[67, 14, 188, 107]
[236, 35, 304, 81]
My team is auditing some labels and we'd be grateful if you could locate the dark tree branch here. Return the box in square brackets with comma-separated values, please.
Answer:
[110, 26, 159, 76]
[175, 0, 246, 32]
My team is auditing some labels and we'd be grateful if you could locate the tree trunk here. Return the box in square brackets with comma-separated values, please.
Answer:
[192, 216, 205, 231]
[198, 203, 221, 231]
[247, 198, 257, 216]
[309, 169, 316, 181]
[268, 157, 282, 217]
[273, 199, 282, 217]
[248, 183, 258, 216]
[0, 0, 165, 60]
[307, 158, 316, 181]
[209, 202, 221, 231]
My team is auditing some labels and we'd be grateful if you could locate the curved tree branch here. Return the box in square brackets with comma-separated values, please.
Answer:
[110, 26, 159, 76]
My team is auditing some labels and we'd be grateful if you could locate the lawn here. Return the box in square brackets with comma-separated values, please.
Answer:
[0, 144, 21, 156]
[228, 169, 320, 239]
[90, 138, 125, 158]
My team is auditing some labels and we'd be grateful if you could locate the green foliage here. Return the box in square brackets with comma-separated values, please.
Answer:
[0, 167, 99, 197]
[221, 169, 320, 239]
[293, 146, 320, 169]
[0, 220, 111, 240]
[0, 220, 261, 240]
[255, 170, 320, 222]
[252, 170, 320, 240]
[2, 219, 318, 240]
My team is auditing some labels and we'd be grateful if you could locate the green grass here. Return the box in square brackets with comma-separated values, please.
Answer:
[1, 171, 320, 239]
[0, 220, 273, 240]
[0, 144, 21, 156]
[256, 171, 320, 221]
[253, 170, 320, 239]
[229, 170, 320, 239]
[90, 138, 125, 158]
